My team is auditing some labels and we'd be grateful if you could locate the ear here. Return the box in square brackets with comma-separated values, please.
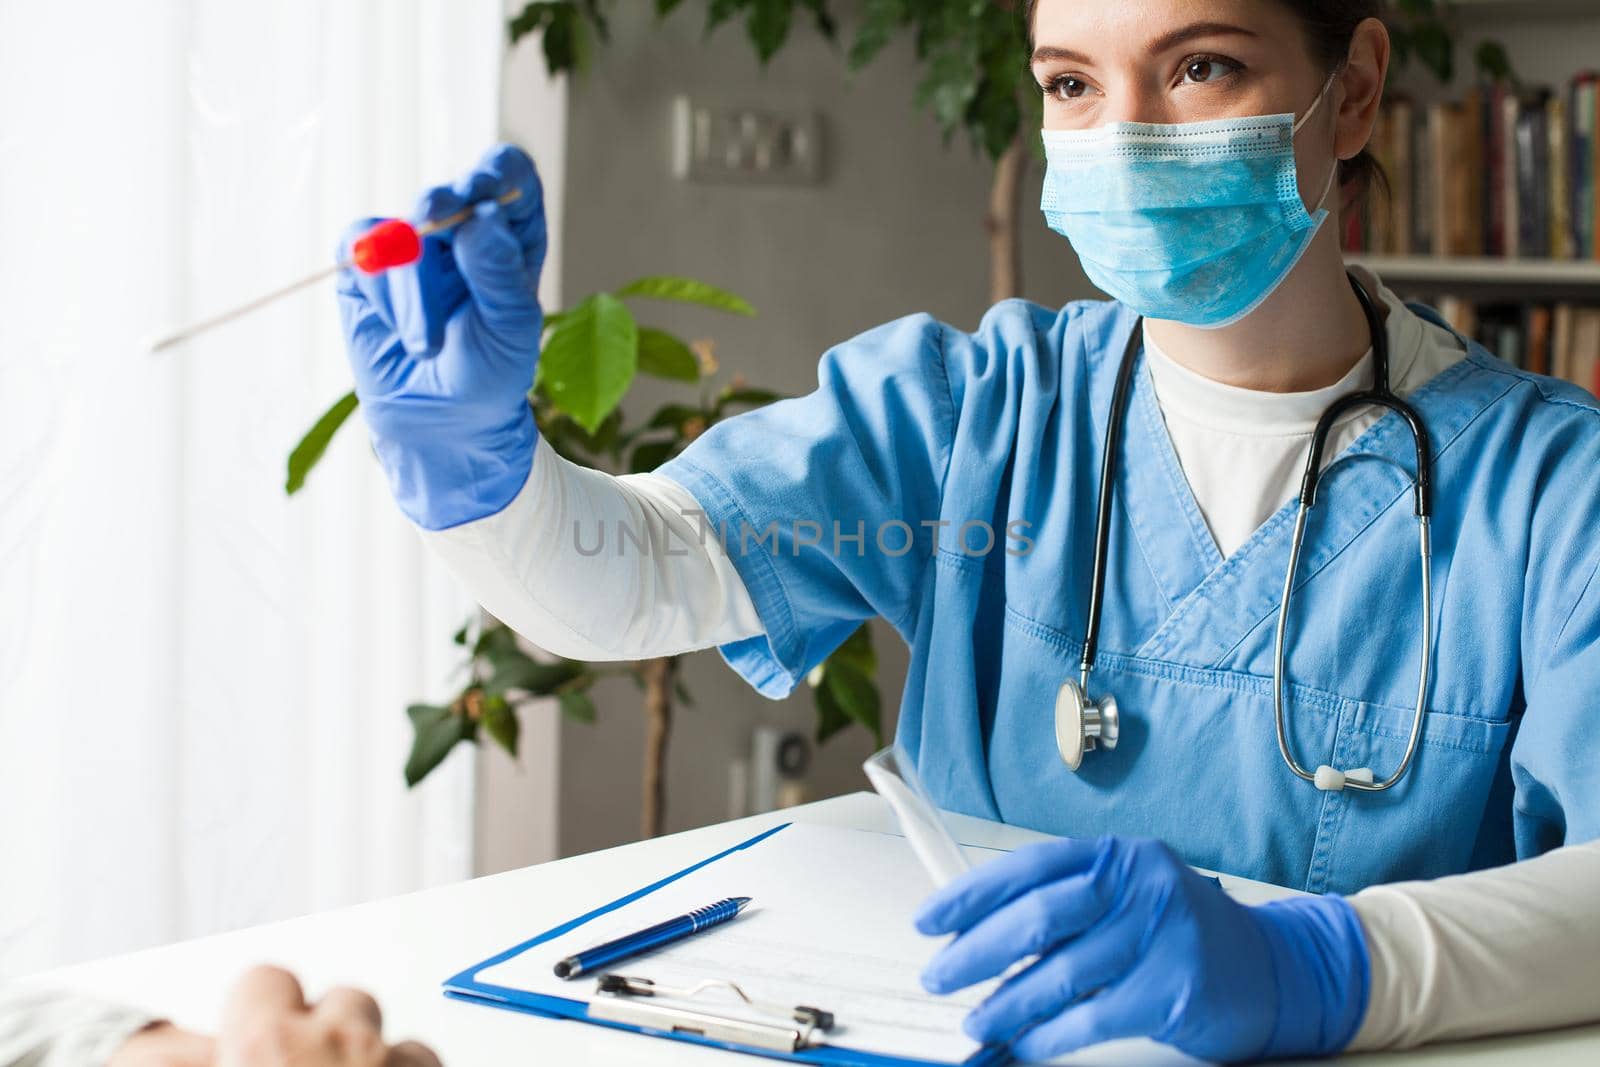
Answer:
[1336, 17, 1390, 163]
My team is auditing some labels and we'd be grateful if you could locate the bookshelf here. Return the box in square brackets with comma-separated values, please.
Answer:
[1350, 4, 1600, 286]
[1362, 3, 1600, 389]
[1351, 255, 1600, 300]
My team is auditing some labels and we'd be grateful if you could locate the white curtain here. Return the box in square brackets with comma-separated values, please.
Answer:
[0, 0, 525, 975]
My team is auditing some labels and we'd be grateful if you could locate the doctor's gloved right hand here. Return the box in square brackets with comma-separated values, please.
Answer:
[916, 836, 1370, 1064]
[337, 144, 545, 531]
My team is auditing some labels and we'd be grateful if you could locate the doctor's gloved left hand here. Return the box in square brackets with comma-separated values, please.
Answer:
[337, 144, 545, 531]
[916, 837, 1371, 1064]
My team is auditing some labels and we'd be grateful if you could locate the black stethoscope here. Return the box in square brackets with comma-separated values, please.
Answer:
[1055, 272, 1436, 793]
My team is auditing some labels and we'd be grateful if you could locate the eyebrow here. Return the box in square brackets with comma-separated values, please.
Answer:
[1030, 21, 1259, 67]
[1146, 20, 1258, 55]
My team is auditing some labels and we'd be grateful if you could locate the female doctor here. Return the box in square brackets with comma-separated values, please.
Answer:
[337, 0, 1600, 1061]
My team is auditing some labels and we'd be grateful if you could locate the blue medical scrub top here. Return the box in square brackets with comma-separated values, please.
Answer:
[659, 298, 1600, 894]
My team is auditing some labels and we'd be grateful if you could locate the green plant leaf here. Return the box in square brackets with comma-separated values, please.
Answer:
[722, 387, 784, 404]
[537, 292, 639, 433]
[829, 623, 877, 676]
[285, 391, 358, 495]
[404, 703, 474, 787]
[636, 327, 702, 382]
[583, 408, 627, 457]
[916, 41, 981, 139]
[485, 656, 589, 698]
[798, 0, 836, 39]
[614, 276, 756, 317]
[1474, 40, 1515, 85]
[647, 403, 705, 431]
[473, 623, 523, 665]
[812, 624, 882, 745]
[673, 677, 696, 706]
[813, 678, 851, 743]
[508, 1, 558, 45]
[1412, 21, 1453, 84]
[508, 0, 600, 73]
[705, 0, 745, 35]
[630, 439, 678, 474]
[747, 0, 792, 63]
[452, 619, 473, 646]
[849, 0, 904, 70]
[818, 661, 882, 746]
[970, 29, 1026, 164]
[543, 5, 583, 77]
[657, 0, 687, 15]
[482, 694, 521, 757]
[577, 0, 608, 41]
[558, 689, 597, 723]
[1390, 27, 1413, 71]
[535, 404, 626, 465]
[715, 387, 784, 415]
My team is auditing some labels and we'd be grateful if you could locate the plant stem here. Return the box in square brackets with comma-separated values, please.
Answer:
[986, 125, 1029, 304]
[640, 655, 678, 839]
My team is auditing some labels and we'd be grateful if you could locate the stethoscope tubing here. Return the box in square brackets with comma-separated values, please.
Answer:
[1271, 274, 1435, 792]
[1080, 328, 1144, 691]
[1078, 272, 1437, 792]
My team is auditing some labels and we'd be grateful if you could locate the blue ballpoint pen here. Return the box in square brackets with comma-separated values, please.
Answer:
[554, 896, 753, 979]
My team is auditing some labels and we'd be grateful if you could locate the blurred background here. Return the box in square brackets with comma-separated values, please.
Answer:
[2, 0, 1596, 978]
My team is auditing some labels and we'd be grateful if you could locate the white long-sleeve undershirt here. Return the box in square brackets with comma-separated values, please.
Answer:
[417, 287, 1600, 1053]
[422, 444, 762, 662]
[1345, 841, 1600, 1050]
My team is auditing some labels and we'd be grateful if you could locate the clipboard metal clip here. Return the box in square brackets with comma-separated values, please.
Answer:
[590, 973, 836, 1052]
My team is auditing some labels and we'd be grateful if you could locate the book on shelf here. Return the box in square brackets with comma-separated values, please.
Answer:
[1516, 91, 1550, 258]
[1552, 94, 1572, 260]
[1411, 293, 1600, 397]
[1527, 305, 1553, 377]
[1578, 73, 1599, 261]
[1571, 306, 1600, 394]
[1351, 72, 1600, 262]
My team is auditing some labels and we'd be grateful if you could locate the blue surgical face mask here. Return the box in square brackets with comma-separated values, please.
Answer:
[1040, 77, 1339, 329]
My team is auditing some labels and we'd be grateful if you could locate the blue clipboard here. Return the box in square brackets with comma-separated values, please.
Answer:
[443, 822, 994, 1067]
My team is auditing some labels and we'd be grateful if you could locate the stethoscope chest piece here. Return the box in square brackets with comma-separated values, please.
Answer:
[1054, 681, 1119, 771]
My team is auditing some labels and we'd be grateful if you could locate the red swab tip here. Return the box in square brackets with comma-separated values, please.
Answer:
[352, 219, 422, 274]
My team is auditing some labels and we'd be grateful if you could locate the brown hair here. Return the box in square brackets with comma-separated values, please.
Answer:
[1020, 0, 1388, 209]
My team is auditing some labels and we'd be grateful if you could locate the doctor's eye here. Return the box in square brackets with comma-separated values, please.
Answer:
[1040, 74, 1096, 102]
[1178, 54, 1244, 86]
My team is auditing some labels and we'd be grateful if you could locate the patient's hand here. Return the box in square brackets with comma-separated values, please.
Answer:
[216, 966, 441, 1067]
[107, 965, 442, 1067]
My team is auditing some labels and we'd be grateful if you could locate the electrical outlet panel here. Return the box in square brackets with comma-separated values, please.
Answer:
[672, 95, 823, 185]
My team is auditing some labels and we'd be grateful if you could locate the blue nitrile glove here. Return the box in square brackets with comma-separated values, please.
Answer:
[336, 143, 545, 530]
[915, 837, 1370, 1064]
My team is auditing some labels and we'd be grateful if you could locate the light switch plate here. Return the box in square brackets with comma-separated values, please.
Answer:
[671, 94, 823, 185]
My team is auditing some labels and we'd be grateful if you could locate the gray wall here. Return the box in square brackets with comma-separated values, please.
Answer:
[550, 4, 1093, 856]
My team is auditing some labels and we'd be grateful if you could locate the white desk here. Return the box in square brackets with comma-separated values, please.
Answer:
[23, 793, 1599, 1065]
